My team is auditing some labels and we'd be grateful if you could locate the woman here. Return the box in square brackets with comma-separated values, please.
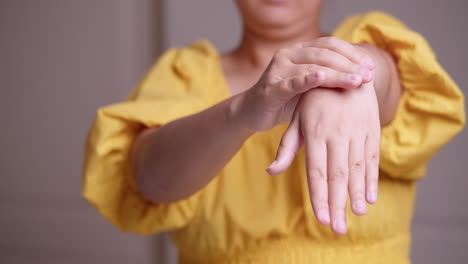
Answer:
[83, 1, 465, 263]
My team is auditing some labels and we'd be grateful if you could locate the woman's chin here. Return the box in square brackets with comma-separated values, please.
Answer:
[254, 9, 298, 27]
[238, 0, 314, 30]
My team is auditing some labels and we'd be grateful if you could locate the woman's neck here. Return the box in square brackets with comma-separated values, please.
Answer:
[230, 23, 322, 69]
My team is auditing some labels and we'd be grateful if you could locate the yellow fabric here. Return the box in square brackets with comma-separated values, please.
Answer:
[83, 11, 465, 264]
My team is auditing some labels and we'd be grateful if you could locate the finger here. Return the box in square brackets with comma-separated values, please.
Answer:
[267, 114, 304, 175]
[365, 134, 380, 204]
[348, 137, 367, 216]
[299, 65, 365, 89]
[288, 47, 371, 81]
[283, 65, 362, 91]
[327, 139, 349, 235]
[277, 70, 325, 96]
[305, 135, 330, 226]
[300, 36, 375, 70]
[292, 70, 326, 93]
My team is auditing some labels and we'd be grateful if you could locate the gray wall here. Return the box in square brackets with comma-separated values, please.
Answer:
[0, 0, 164, 263]
[1, 0, 466, 263]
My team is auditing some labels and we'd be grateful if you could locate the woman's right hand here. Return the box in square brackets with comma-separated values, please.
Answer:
[236, 37, 375, 132]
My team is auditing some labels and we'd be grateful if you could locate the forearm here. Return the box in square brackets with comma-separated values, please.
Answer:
[132, 93, 253, 203]
[357, 43, 402, 125]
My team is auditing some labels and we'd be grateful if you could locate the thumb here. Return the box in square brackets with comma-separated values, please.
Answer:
[266, 114, 303, 175]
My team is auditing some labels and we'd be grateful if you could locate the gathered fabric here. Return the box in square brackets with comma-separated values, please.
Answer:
[83, 12, 465, 264]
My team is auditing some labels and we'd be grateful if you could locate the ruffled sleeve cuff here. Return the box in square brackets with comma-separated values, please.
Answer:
[83, 97, 209, 234]
[333, 11, 465, 180]
[82, 41, 221, 234]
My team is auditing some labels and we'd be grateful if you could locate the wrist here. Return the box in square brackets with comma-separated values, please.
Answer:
[225, 91, 257, 137]
[354, 42, 401, 125]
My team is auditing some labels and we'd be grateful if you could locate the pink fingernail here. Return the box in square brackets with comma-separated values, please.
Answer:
[353, 200, 367, 215]
[367, 191, 378, 204]
[317, 211, 330, 225]
[348, 74, 361, 83]
[267, 160, 278, 170]
[333, 219, 347, 235]
[362, 56, 375, 70]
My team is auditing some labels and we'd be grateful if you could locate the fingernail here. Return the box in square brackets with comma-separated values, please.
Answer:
[362, 56, 375, 70]
[348, 74, 361, 83]
[317, 210, 330, 225]
[333, 219, 347, 235]
[353, 200, 367, 215]
[367, 191, 378, 204]
[267, 160, 278, 170]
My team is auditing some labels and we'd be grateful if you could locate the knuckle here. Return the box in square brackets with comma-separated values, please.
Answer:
[291, 76, 303, 90]
[367, 152, 379, 165]
[305, 122, 322, 138]
[312, 123, 322, 138]
[263, 70, 283, 85]
[306, 64, 317, 73]
[264, 78, 277, 89]
[350, 160, 364, 173]
[328, 166, 348, 182]
[309, 167, 326, 181]
[257, 80, 275, 99]
[336, 123, 347, 136]
[279, 78, 293, 92]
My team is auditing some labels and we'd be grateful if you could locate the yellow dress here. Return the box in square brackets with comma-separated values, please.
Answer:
[82, 12, 465, 263]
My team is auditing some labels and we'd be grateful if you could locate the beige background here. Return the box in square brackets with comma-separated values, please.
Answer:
[0, 0, 466, 263]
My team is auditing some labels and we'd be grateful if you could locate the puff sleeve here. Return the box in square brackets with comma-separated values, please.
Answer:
[82, 41, 219, 234]
[333, 12, 465, 180]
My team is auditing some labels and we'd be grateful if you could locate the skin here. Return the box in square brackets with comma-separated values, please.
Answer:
[132, 0, 401, 235]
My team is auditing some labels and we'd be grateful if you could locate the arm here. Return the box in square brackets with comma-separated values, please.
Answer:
[131, 95, 252, 203]
[132, 38, 373, 203]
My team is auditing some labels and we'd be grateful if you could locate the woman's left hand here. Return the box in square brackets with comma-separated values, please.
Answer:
[267, 81, 381, 235]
